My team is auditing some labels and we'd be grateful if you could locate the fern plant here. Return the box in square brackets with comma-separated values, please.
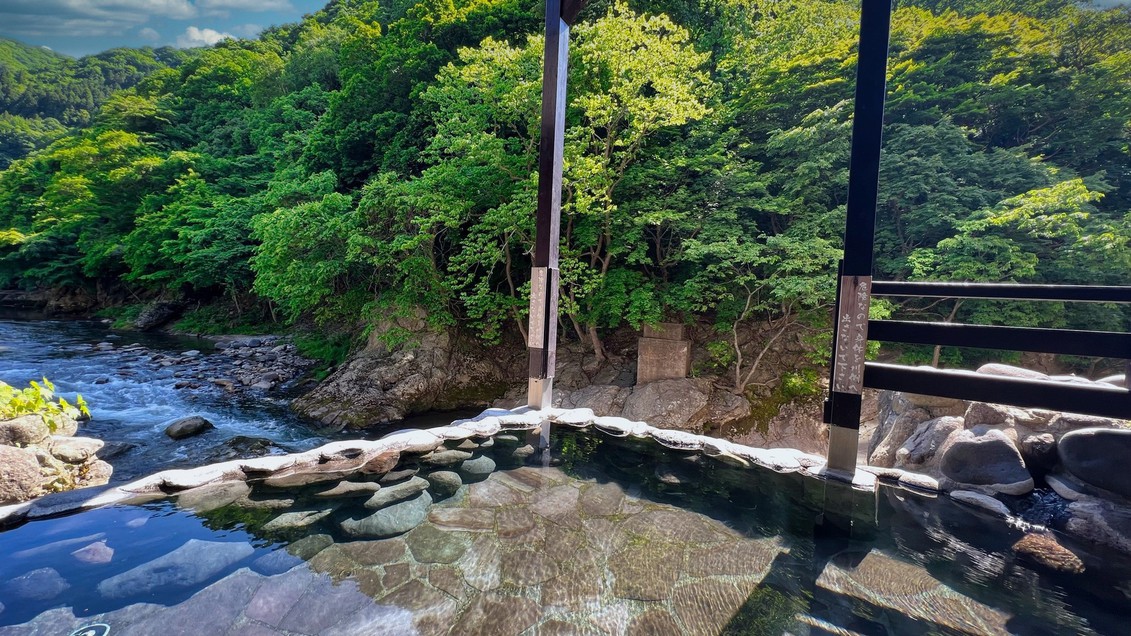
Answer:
[0, 377, 89, 434]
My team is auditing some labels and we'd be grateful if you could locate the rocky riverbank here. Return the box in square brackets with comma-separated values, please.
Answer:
[82, 334, 316, 396]
[0, 410, 111, 505]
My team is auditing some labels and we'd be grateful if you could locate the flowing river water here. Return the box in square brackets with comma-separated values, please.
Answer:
[0, 318, 333, 482]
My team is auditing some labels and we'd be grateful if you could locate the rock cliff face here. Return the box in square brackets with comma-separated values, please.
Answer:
[292, 315, 524, 430]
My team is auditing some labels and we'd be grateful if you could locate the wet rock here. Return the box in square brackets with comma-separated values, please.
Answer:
[898, 472, 939, 492]
[1046, 473, 1089, 501]
[1067, 499, 1131, 554]
[0, 414, 50, 445]
[164, 415, 215, 440]
[454, 592, 540, 636]
[496, 507, 536, 538]
[340, 491, 432, 538]
[458, 454, 496, 481]
[940, 428, 1033, 495]
[48, 435, 103, 463]
[313, 480, 382, 498]
[72, 540, 114, 565]
[0, 445, 44, 504]
[1059, 428, 1131, 499]
[406, 523, 472, 564]
[286, 533, 333, 561]
[609, 540, 681, 600]
[364, 476, 429, 509]
[262, 506, 336, 532]
[1012, 533, 1084, 574]
[176, 480, 251, 513]
[3, 567, 70, 601]
[950, 490, 1010, 518]
[628, 610, 682, 635]
[424, 448, 473, 466]
[672, 578, 757, 635]
[425, 470, 463, 498]
[97, 538, 254, 599]
[428, 508, 496, 532]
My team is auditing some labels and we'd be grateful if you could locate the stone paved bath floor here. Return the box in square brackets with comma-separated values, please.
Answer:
[2, 430, 1129, 635]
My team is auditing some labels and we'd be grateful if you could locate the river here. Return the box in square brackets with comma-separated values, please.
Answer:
[0, 319, 335, 482]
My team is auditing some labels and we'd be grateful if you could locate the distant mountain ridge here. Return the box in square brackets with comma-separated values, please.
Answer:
[0, 37, 192, 167]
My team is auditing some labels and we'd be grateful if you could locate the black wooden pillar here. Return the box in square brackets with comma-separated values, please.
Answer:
[824, 0, 893, 473]
[527, 0, 585, 410]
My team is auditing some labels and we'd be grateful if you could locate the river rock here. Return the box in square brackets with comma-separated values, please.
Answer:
[940, 428, 1033, 495]
[1058, 428, 1131, 499]
[164, 415, 215, 439]
[950, 490, 1010, 518]
[0, 445, 45, 504]
[49, 436, 104, 463]
[72, 540, 115, 565]
[0, 415, 50, 445]
[1066, 499, 1131, 554]
[1012, 533, 1084, 574]
[97, 538, 254, 599]
[425, 470, 463, 498]
[365, 476, 429, 509]
[3, 567, 70, 601]
[458, 455, 496, 481]
[869, 392, 931, 467]
[341, 491, 432, 538]
[620, 378, 711, 429]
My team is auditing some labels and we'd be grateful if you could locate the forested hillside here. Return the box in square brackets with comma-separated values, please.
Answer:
[0, 38, 191, 168]
[0, 0, 1128, 381]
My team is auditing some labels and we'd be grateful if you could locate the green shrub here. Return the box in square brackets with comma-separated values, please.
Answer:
[0, 377, 89, 433]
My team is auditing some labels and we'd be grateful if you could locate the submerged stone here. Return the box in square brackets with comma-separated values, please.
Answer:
[341, 491, 432, 539]
[97, 539, 254, 599]
[164, 415, 214, 440]
[364, 476, 429, 509]
[406, 523, 472, 564]
[1012, 533, 1084, 574]
[425, 470, 463, 498]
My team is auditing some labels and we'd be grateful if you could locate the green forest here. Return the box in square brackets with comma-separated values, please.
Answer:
[0, 0, 1128, 381]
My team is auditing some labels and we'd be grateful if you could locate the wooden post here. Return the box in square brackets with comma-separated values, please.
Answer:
[825, 0, 892, 474]
[527, 0, 585, 412]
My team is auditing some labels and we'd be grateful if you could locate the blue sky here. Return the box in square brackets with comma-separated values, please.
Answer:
[0, 0, 330, 58]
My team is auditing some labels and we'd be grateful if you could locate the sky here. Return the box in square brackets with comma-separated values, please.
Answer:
[0, 0, 331, 58]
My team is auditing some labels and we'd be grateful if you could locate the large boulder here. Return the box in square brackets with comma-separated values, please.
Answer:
[0, 415, 51, 446]
[894, 416, 963, 471]
[164, 415, 215, 439]
[1058, 428, 1131, 500]
[621, 378, 711, 430]
[134, 300, 184, 331]
[939, 428, 1033, 495]
[0, 445, 45, 504]
[868, 392, 931, 467]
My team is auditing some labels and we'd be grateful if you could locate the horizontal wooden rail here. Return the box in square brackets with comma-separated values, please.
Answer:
[863, 362, 1130, 419]
[870, 281, 1131, 303]
[868, 321, 1131, 359]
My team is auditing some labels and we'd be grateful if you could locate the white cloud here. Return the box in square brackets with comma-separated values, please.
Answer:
[176, 25, 233, 48]
[0, 0, 196, 37]
[138, 27, 160, 42]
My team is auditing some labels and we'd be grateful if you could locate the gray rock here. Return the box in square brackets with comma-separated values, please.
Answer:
[134, 300, 184, 331]
[340, 491, 432, 538]
[365, 475, 429, 509]
[0, 414, 50, 445]
[424, 449, 473, 466]
[458, 455, 496, 481]
[1046, 473, 1089, 501]
[262, 506, 336, 532]
[621, 378, 711, 429]
[164, 415, 215, 440]
[49, 436, 104, 463]
[313, 480, 382, 498]
[894, 416, 962, 470]
[0, 445, 44, 504]
[1059, 428, 1131, 499]
[1048, 413, 1126, 433]
[3, 567, 70, 601]
[869, 392, 931, 468]
[950, 490, 1010, 518]
[176, 481, 251, 512]
[1097, 374, 1126, 388]
[940, 429, 1034, 495]
[97, 539, 254, 599]
[1067, 499, 1131, 554]
[426, 470, 463, 498]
